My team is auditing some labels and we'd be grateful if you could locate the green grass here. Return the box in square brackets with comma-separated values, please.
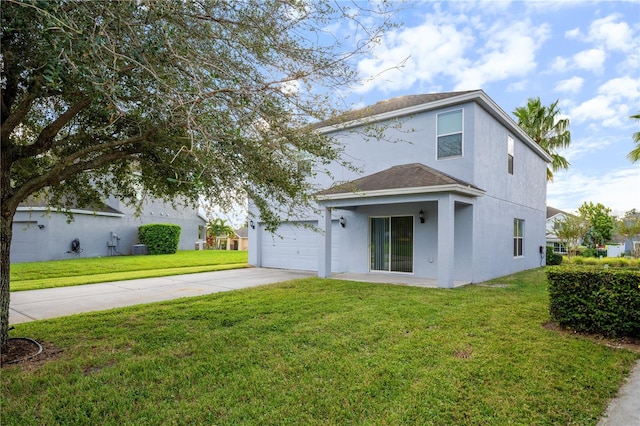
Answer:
[10, 250, 248, 291]
[3, 268, 638, 425]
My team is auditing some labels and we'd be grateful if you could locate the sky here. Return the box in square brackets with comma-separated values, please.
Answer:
[339, 0, 640, 217]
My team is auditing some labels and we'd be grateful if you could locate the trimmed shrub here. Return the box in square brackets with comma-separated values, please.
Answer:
[545, 247, 562, 265]
[138, 224, 181, 255]
[547, 266, 640, 337]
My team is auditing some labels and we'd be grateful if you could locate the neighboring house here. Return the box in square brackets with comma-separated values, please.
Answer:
[546, 206, 574, 254]
[248, 90, 551, 287]
[11, 196, 207, 263]
[226, 227, 249, 251]
[613, 212, 640, 257]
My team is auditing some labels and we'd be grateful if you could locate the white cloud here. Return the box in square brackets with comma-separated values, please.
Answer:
[565, 27, 582, 39]
[554, 76, 584, 94]
[573, 48, 606, 73]
[354, 9, 550, 94]
[451, 20, 550, 90]
[550, 56, 569, 73]
[570, 77, 640, 125]
[598, 76, 640, 100]
[548, 167, 640, 214]
[355, 15, 474, 94]
[587, 14, 635, 52]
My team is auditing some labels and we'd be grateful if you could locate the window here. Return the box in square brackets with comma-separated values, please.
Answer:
[507, 136, 514, 174]
[437, 109, 463, 159]
[514, 219, 524, 257]
[553, 242, 567, 254]
[370, 216, 413, 273]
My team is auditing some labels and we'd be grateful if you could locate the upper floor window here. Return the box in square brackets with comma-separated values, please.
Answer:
[507, 136, 514, 174]
[437, 109, 463, 159]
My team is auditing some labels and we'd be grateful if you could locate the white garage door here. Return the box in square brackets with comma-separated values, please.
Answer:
[260, 221, 342, 271]
[11, 222, 39, 263]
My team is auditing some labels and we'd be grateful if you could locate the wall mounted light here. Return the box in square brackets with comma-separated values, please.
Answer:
[249, 220, 255, 229]
[339, 216, 346, 228]
[419, 209, 425, 224]
[38, 224, 45, 229]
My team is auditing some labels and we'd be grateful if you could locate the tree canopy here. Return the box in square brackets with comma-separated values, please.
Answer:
[513, 97, 571, 181]
[0, 0, 395, 349]
[578, 202, 615, 248]
[552, 214, 586, 259]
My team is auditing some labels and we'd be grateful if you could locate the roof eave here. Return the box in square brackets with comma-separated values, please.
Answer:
[316, 184, 485, 202]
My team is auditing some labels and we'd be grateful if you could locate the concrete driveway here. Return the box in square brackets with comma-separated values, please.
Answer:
[9, 268, 314, 325]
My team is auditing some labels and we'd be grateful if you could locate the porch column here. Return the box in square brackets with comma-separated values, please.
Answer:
[318, 207, 332, 278]
[437, 195, 455, 288]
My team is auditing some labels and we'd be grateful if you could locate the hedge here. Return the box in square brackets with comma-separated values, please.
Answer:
[138, 224, 181, 255]
[545, 246, 562, 265]
[547, 266, 640, 338]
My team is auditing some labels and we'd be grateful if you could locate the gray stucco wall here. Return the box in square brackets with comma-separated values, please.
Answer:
[11, 199, 206, 263]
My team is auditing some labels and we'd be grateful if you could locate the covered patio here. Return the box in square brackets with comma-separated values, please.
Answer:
[315, 163, 484, 288]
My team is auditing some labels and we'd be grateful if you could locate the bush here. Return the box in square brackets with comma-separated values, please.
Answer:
[563, 256, 640, 269]
[545, 247, 562, 265]
[581, 248, 598, 258]
[547, 266, 640, 338]
[138, 224, 181, 255]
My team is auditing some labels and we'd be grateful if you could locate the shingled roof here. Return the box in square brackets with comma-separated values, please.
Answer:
[316, 163, 483, 197]
[314, 90, 480, 128]
[19, 196, 123, 215]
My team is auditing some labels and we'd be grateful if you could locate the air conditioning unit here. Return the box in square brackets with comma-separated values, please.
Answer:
[132, 244, 148, 255]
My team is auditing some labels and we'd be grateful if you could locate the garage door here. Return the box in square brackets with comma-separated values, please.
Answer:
[11, 222, 39, 263]
[260, 221, 341, 271]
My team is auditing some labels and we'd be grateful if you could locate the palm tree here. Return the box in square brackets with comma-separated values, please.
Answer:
[207, 218, 235, 250]
[628, 113, 640, 163]
[513, 97, 571, 181]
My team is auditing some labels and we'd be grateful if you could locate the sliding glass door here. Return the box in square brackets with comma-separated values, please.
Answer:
[370, 216, 413, 273]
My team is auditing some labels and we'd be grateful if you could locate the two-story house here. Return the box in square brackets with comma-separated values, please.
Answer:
[248, 90, 551, 287]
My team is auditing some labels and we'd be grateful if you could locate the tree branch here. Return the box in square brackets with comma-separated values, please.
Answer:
[13, 97, 92, 161]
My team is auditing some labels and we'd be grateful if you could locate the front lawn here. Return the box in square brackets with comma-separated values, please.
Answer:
[2, 268, 638, 425]
[10, 250, 249, 291]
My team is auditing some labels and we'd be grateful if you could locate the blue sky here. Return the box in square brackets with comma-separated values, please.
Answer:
[340, 0, 639, 217]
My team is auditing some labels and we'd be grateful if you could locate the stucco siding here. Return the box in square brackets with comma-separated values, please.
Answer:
[12, 200, 205, 263]
[471, 196, 546, 282]
[315, 103, 477, 192]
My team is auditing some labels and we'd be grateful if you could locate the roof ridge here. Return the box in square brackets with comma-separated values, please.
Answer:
[314, 90, 482, 128]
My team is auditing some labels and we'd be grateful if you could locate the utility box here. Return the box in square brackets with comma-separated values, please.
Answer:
[195, 241, 205, 250]
[132, 244, 148, 255]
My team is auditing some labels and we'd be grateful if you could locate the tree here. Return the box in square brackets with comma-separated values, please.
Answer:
[616, 210, 640, 258]
[207, 218, 235, 250]
[578, 202, 615, 248]
[552, 214, 586, 259]
[628, 113, 640, 163]
[513, 97, 571, 181]
[0, 0, 395, 349]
